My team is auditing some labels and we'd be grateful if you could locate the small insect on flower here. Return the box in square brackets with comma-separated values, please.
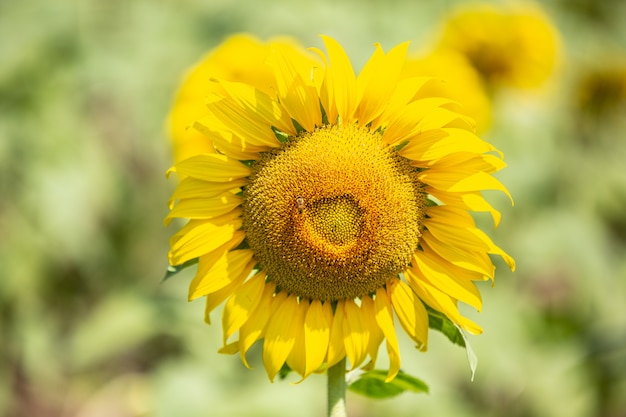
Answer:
[296, 196, 305, 213]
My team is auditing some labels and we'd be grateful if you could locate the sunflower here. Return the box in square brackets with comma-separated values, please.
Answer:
[166, 35, 515, 382]
[433, 3, 561, 90]
[576, 57, 626, 119]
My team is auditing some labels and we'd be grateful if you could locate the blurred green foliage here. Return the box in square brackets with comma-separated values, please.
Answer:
[1, 0, 626, 416]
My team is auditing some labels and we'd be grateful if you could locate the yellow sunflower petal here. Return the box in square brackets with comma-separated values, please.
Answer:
[427, 153, 506, 173]
[222, 271, 267, 344]
[204, 93, 282, 148]
[286, 300, 309, 378]
[356, 42, 409, 125]
[373, 76, 438, 130]
[382, 97, 455, 146]
[326, 300, 346, 368]
[425, 205, 515, 271]
[405, 268, 482, 334]
[166, 154, 251, 182]
[421, 231, 495, 278]
[204, 270, 247, 325]
[399, 128, 500, 165]
[320, 35, 357, 122]
[373, 287, 401, 382]
[218, 341, 239, 355]
[342, 298, 369, 370]
[239, 281, 277, 368]
[263, 294, 300, 381]
[420, 168, 513, 204]
[188, 249, 255, 300]
[168, 177, 247, 209]
[194, 119, 272, 161]
[356, 42, 385, 106]
[303, 300, 331, 377]
[309, 47, 337, 125]
[425, 205, 489, 248]
[388, 279, 428, 350]
[217, 78, 296, 135]
[267, 45, 321, 131]
[192, 230, 246, 284]
[165, 192, 242, 226]
[428, 188, 502, 227]
[360, 295, 384, 368]
[419, 106, 476, 132]
[168, 212, 243, 266]
[412, 248, 483, 311]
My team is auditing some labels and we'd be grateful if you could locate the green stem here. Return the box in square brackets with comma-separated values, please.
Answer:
[327, 357, 347, 417]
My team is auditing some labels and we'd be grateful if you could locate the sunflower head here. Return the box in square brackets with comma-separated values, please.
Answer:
[243, 123, 427, 301]
[166, 34, 515, 382]
[576, 58, 626, 118]
[433, 3, 561, 90]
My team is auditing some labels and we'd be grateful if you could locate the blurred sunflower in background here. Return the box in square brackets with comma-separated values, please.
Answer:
[575, 55, 626, 120]
[571, 51, 626, 149]
[165, 35, 514, 382]
[431, 2, 561, 90]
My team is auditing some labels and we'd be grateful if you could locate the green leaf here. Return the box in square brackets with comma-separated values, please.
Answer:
[425, 306, 479, 379]
[162, 258, 198, 282]
[459, 327, 478, 381]
[426, 306, 465, 347]
[348, 369, 429, 399]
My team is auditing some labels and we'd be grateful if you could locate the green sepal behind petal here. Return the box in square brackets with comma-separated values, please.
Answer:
[162, 258, 198, 282]
[278, 363, 293, 380]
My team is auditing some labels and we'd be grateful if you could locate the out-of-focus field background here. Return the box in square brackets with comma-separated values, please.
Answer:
[1, 0, 625, 416]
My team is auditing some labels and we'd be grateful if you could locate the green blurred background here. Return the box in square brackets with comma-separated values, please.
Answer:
[1, 0, 625, 416]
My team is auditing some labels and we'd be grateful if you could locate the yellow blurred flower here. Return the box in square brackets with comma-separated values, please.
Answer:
[166, 35, 515, 382]
[576, 57, 626, 118]
[433, 2, 561, 90]
[403, 49, 492, 131]
[573, 53, 626, 146]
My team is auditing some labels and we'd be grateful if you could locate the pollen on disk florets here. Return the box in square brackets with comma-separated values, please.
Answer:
[242, 124, 427, 301]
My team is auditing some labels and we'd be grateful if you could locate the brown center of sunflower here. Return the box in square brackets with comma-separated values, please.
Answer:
[242, 124, 426, 301]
